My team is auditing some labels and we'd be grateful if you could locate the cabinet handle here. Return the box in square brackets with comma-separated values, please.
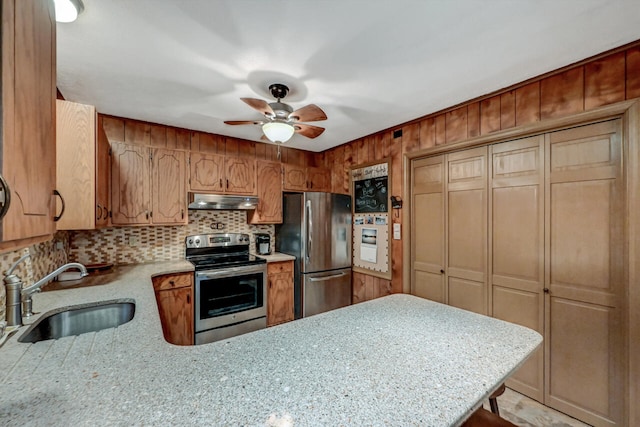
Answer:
[181, 209, 184, 219]
[440, 269, 445, 274]
[169, 280, 175, 286]
[53, 190, 65, 222]
[97, 204, 103, 220]
[186, 294, 190, 304]
[544, 288, 550, 294]
[145, 210, 149, 220]
[226, 179, 229, 189]
[269, 279, 272, 289]
[0, 174, 11, 220]
[219, 178, 223, 188]
[103, 207, 110, 220]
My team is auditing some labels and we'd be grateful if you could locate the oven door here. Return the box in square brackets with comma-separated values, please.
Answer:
[195, 264, 267, 333]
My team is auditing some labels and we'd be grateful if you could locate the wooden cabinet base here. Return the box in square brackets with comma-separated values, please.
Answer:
[152, 272, 194, 345]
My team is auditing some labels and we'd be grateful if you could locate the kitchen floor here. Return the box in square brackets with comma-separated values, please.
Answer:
[487, 388, 590, 427]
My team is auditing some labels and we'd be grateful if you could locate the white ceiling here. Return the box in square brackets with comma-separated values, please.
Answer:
[57, 0, 640, 152]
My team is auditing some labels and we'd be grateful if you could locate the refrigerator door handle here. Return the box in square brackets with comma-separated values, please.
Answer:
[306, 200, 312, 263]
[308, 271, 347, 282]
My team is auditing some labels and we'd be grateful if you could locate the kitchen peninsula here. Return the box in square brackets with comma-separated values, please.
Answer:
[0, 263, 541, 426]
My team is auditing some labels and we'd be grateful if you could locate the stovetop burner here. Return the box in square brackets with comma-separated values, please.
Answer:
[185, 233, 266, 271]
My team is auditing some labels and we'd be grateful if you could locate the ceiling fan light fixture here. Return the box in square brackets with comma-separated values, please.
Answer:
[54, 0, 84, 23]
[262, 121, 295, 143]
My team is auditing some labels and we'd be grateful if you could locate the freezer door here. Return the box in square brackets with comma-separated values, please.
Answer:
[303, 193, 352, 273]
[303, 268, 352, 317]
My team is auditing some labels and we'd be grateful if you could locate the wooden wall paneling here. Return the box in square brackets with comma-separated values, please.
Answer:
[343, 143, 353, 194]
[239, 139, 256, 158]
[435, 114, 446, 145]
[420, 118, 436, 149]
[102, 116, 125, 142]
[224, 137, 239, 157]
[191, 132, 223, 153]
[584, 52, 626, 110]
[150, 124, 166, 148]
[445, 106, 468, 144]
[356, 138, 368, 164]
[515, 82, 541, 126]
[124, 120, 151, 146]
[402, 123, 420, 153]
[255, 142, 279, 161]
[391, 131, 404, 293]
[380, 131, 392, 158]
[540, 67, 585, 120]
[500, 90, 516, 130]
[352, 272, 366, 303]
[366, 136, 376, 161]
[255, 142, 266, 160]
[481, 95, 501, 135]
[365, 274, 375, 301]
[627, 47, 640, 99]
[281, 146, 304, 166]
[467, 102, 480, 138]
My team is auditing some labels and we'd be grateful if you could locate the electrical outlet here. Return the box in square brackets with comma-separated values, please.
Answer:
[55, 241, 64, 250]
[128, 236, 139, 247]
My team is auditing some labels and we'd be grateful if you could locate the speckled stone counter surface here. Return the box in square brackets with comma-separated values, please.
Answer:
[257, 252, 296, 262]
[0, 261, 541, 426]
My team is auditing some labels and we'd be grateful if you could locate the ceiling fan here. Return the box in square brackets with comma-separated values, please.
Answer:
[224, 83, 327, 143]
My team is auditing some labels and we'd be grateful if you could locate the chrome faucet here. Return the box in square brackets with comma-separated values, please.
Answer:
[3, 255, 89, 326]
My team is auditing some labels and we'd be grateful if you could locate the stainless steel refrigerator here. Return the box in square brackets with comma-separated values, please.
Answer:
[276, 192, 352, 319]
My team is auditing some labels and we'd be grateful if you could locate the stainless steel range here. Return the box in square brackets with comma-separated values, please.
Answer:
[185, 233, 267, 345]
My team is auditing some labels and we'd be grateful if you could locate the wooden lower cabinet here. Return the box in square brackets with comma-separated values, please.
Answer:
[266, 261, 294, 326]
[152, 272, 194, 346]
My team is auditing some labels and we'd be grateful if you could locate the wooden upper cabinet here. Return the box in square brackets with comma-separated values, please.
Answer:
[189, 152, 224, 192]
[1, 0, 57, 245]
[56, 100, 111, 230]
[283, 164, 331, 192]
[225, 157, 256, 194]
[111, 142, 150, 225]
[283, 164, 307, 191]
[248, 160, 282, 224]
[307, 167, 331, 192]
[189, 152, 256, 195]
[152, 148, 186, 224]
[111, 142, 186, 225]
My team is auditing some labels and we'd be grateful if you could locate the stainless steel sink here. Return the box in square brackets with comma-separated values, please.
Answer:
[18, 299, 135, 343]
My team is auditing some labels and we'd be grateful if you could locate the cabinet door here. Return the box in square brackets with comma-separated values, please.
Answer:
[95, 118, 110, 227]
[248, 160, 282, 224]
[267, 261, 294, 326]
[446, 146, 488, 315]
[189, 152, 224, 192]
[152, 148, 186, 224]
[56, 100, 96, 231]
[155, 286, 194, 346]
[110, 142, 150, 224]
[307, 167, 330, 192]
[282, 164, 306, 191]
[490, 136, 544, 401]
[411, 155, 446, 303]
[225, 157, 256, 194]
[544, 120, 623, 427]
[1, 0, 56, 242]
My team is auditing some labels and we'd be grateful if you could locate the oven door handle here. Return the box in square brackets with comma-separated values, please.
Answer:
[196, 265, 266, 279]
[308, 271, 347, 282]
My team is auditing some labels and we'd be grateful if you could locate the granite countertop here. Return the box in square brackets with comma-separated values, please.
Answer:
[257, 252, 296, 262]
[0, 262, 541, 426]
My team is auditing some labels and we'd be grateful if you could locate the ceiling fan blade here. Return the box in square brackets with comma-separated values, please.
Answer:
[224, 120, 264, 125]
[294, 123, 325, 139]
[289, 104, 327, 122]
[241, 98, 275, 117]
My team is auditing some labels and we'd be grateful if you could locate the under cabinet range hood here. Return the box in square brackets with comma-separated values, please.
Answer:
[188, 193, 259, 210]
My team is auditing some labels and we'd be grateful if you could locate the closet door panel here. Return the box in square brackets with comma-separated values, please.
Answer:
[447, 147, 487, 314]
[490, 136, 544, 401]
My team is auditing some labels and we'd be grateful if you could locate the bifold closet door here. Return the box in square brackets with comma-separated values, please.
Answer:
[411, 155, 446, 303]
[446, 147, 488, 315]
[545, 120, 624, 427]
[489, 136, 544, 402]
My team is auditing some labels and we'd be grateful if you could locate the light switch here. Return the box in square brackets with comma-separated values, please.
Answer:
[393, 223, 401, 240]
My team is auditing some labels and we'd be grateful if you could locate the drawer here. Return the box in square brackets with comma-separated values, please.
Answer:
[152, 272, 193, 291]
[267, 261, 293, 275]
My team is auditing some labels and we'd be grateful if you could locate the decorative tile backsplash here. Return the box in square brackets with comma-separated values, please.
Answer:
[0, 233, 69, 322]
[69, 210, 274, 265]
[0, 211, 273, 322]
